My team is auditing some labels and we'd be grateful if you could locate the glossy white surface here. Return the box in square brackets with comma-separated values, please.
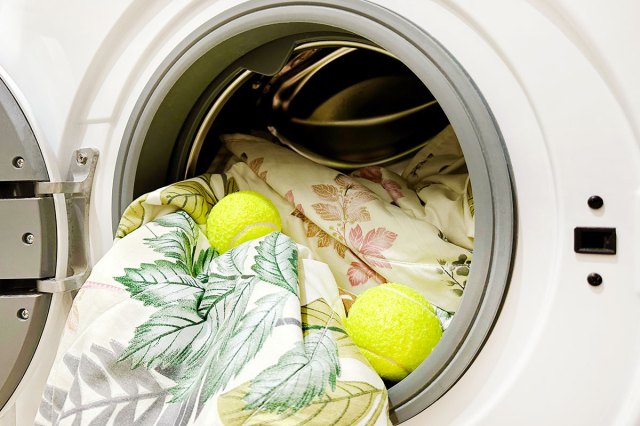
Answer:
[0, 0, 638, 424]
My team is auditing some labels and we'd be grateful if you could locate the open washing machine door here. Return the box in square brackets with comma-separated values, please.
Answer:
[0, 78, 98, 415]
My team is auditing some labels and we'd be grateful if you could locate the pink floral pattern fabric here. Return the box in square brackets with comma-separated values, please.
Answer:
[222, 126, 474, 313]
[354, 166, 405, 202]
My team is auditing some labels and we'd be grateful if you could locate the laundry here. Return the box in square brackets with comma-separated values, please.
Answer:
[38, 126, 473, 424]
[221, 130, 473, 314]
[38, 212, 389, 425]
[117, 126, 474, 314]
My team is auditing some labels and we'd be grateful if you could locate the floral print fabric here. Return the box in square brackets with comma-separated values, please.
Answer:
[39, 124, 473, 425]
[224, 125, 473, 313]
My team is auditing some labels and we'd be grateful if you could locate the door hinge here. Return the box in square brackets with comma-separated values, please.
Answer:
[35, 148, 98, 293]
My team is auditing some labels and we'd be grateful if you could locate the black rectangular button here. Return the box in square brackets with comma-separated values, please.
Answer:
[574, 227, 616, 254]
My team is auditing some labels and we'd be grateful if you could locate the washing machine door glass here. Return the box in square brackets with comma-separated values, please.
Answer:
[0, 78, 55, 410]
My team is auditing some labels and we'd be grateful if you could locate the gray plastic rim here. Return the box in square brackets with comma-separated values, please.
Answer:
[113, 1, 515, 423]
[0, 78, 54, 411]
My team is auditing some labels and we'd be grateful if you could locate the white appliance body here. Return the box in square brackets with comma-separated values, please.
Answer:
[0, 0, 639, 424]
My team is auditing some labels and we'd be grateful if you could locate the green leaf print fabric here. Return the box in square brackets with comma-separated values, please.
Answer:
[38, 212, 388, 425]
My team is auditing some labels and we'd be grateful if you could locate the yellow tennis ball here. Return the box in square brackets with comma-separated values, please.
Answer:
[206, 190, 282, 253]
[344, 283, 443, 382]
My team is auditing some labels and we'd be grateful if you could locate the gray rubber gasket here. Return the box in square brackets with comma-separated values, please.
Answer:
[113, 1, 515, 423]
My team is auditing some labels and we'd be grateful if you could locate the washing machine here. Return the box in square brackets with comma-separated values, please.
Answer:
[1, 0, 639, 424]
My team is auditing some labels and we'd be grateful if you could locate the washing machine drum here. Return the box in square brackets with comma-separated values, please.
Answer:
[112, 16, 515, 422]
[263, 46, 449, 167]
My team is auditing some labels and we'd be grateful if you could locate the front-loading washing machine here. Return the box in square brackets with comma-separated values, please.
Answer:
[1, 0, 639, 424]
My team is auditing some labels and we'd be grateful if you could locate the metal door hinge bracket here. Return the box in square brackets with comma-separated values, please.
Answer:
[35, 148, 98, 293]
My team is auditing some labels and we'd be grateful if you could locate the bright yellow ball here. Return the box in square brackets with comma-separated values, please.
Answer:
[206, 190, 282, 253]
[344, 283, 442, 381]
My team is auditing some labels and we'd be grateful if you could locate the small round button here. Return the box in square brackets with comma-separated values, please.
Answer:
[588, 195, 604, 209]
[587, 273, 603, 286]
